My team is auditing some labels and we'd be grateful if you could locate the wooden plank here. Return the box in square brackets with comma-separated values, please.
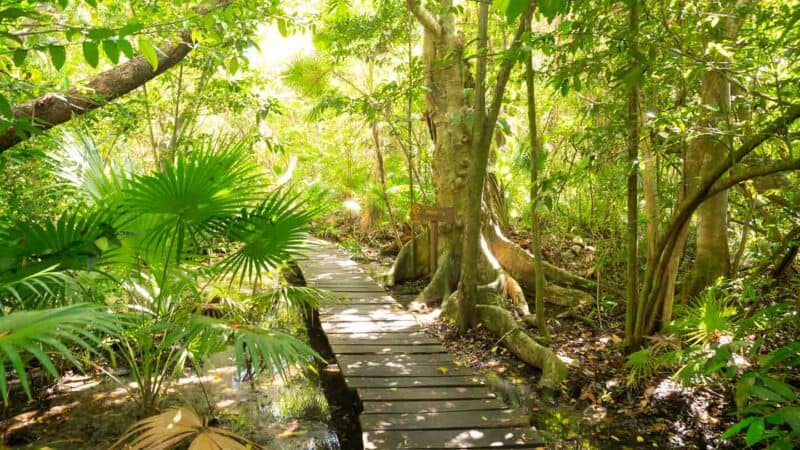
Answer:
[321, 310, 418, 323]
[359, 409, 530, 431]
[332, 344, 447, 354]
[362, 398, 507, 414]
[322, 321, 420, 334]
[362, 427, 544, 449]
[339, 364, 472, 378]
[346, 376, 485, 389]
[320, 304, 405, 314]
[357, 386, 494, 402]
[335, 292, 399, 304]
[315, 287, 388, 294]
[326, 333, 438, 345]
[337, 354, 456, 366]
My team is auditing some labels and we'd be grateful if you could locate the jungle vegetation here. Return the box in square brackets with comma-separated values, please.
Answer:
[0, 0, 798, 448]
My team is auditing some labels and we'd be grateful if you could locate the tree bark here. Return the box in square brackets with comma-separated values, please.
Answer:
[524, 19, 549, 340]
[0, 34, 195, 154]
[624, 0, 641, 348]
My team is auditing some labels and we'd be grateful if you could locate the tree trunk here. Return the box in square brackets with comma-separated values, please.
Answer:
[371, 123, 403, 249]
[524, 22, 549, 340]
[624, 0, 641, 348]
[682, 70, 732, 300]
[455, 0, 490, 332]
[0, 34, 195, 153]
[404, 0, 470, 306]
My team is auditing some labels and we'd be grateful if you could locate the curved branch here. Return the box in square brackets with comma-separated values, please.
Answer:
[405, 0, 441, 37]
[0, 34, 195, 154]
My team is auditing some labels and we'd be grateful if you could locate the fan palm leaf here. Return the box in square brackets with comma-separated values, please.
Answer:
[122, 139, 260, 264]
[0, 304, 125, 402]
[188, 314, 320, 381]
[218, 190, 318, 287]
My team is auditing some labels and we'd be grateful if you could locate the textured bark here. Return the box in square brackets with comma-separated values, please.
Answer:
[0, 34, 195, 153]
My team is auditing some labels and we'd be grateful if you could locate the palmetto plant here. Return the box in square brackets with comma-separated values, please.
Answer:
[0, 134, 326, 417]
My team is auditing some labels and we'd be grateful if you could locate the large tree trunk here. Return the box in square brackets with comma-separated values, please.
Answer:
[683, 69, 732, 300]
[404, 0, 470, 306]
[0, 34, 195, 153]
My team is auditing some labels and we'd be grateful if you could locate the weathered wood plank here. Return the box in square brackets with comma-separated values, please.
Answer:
[339, 364, 473, 378]
[326, 333, 439, 346]
[360, 409, 530, 431]
[362, 427, 544, 449]
[320, 309, 417, 323]
[361, 398, 507, 414]
[320, 304, 405, 314]
[332, 344, 447, 354]
[337, 354, 456, 366]
[346, 376, 485, 389]
[357, 386, 495, 401]
[322, 320, 420, 334]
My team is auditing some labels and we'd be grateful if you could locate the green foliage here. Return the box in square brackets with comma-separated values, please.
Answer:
[720, 343, 800, 448]
[0, 304, 124, 402]
[671, 287, 738, 346]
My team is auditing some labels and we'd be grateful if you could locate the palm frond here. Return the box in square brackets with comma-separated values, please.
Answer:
[0, 304, 125, 402]
[282, 54, 334, 98]
[51, 130, 134, 207]
[188, 315, 320, 381]
[256, 286, 339, 316]
[122, 138, 260, 263]
[0, 264, 76, 310]
[112, 407, 259, 450]
[217, 190, 318, 287]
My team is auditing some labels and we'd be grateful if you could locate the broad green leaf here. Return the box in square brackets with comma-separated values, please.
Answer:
[138, 37, 159, 70]
[722, 416, 757, 439]
[102, 40, 119, 64]
[12, 48, 27, 67]
[0, 94, 11, 119]
[49, 45, 66, 70]
[761, 377, 796, 401]
[118, 38, 134, 58]
[87, 27, 113, 40]
[119, 22, 143, 36]
[745, 418, 765, 446]
[82, 41, 99, 67]
[751, 385, 785, 403]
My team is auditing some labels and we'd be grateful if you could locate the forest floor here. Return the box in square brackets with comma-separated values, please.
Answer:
[0, 347, 336, 449]
[322, 223, 740, 450]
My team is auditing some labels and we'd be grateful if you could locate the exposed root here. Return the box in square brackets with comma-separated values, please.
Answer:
[414, 248, 458, 307]
[390, 232, 431, 285]
[477, 301, 567, 390]
[484, 223, 607, 303]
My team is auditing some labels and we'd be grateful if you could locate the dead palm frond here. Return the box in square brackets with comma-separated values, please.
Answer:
[112, 407, 260, 450]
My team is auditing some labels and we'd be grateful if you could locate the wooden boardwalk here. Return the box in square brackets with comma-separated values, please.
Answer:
[299, 240, 544, 449]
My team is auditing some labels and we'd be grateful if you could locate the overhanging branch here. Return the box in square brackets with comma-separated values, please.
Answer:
[405, 0, 441, 37]
[0, 33, 195, 154]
